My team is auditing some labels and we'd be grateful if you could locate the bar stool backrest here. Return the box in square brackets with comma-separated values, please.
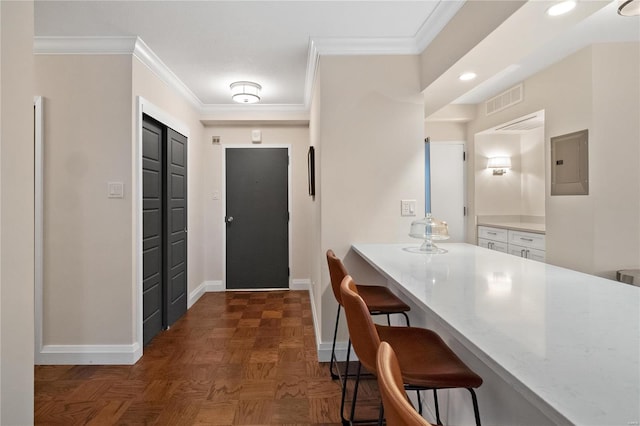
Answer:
[340, 275, 381, 374]
[377, 342, 432, 426]
[327, 249, 349, 306]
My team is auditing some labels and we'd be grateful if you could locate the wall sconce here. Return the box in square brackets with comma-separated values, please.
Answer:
[487, 157, 512, 175]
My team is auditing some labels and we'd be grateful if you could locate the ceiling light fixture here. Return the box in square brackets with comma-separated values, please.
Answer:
[487, 157, 512, 175]
[618, 0, 640, 16]
[546, 1, 576, 16]
[459, 72, 477, 81]
[230, 81, 261, 104]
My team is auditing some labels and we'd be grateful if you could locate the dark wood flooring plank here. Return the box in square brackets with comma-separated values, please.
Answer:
[34, 291, 380, 425]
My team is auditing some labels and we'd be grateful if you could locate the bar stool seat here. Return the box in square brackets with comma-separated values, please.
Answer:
[378, 325, 483, 389]
[356, 285, 411, 313]
[326, 249, 411, 381]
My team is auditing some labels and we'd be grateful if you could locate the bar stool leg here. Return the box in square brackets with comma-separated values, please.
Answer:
[468, 388, 481, 426]
[330, 305, 342, 380]
[339, 339, 352, 426]
[377, 402, 384, 426]
[349, 362, 363, 424]
[433, 389, 442, 425]
[401, 312, 411, 326]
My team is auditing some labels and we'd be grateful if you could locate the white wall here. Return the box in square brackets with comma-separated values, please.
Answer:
[466, 43, 640, 277]
[520, 127, 545, 216]
[200, 126, 312, 284]
[35, 55, 135, 347]
[424, 121, 466, 141]
[474, 129, 545, 218]
[0, 1, 35, 423]
[589, 43, 640, 277]
[475, 133, 523, 216]
[312, 55, 424, 349]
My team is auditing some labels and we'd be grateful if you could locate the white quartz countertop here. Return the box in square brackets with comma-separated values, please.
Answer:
[477, 221, 546, 234]
[352, 243, 639, 426]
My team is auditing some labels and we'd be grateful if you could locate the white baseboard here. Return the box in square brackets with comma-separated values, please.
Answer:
[300, 279, 357, 363]
[290, 278, 310, 290]
[188, 280, 224, 308]
[317, 341, 360, 363]
[36, 343, 141, 365]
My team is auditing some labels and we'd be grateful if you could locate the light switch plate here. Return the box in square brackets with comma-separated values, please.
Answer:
[108, 182, 124, 199]
[401, 199, 416, 216]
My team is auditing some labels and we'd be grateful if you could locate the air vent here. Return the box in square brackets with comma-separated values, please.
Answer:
[495, 115, 543, 132]
[485, 83, 523, 116]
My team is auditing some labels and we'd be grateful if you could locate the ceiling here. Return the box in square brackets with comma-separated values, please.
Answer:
[34, 1, 639, 117]
[34, 0, 463, 110]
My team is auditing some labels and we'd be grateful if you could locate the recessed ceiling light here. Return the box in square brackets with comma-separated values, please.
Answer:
[546, 1, 576, 16]
[618, 0, 640, 16]
[459, 72, 477, 81]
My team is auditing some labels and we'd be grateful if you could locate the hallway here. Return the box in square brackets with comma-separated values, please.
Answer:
[34, 291, 358, 425]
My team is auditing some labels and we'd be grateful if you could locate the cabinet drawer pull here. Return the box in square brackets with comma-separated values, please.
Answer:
[520, 237, 534, 242]
[487, 232, 497, 235]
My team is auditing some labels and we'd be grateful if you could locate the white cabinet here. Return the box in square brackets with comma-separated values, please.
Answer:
[478, 225, 545, 262]
[478, 237, 508, 253]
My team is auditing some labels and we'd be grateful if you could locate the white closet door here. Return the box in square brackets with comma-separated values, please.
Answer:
[430, 142, 465, 242]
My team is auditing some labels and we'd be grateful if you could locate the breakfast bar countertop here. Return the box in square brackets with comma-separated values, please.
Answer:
[351, 243, 639, 426]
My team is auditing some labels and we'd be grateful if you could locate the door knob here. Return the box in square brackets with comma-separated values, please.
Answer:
[225, 216, 234, 223]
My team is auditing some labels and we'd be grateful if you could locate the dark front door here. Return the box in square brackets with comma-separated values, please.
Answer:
[165, 129, 187, 325]
[225, 148, 289, 289]
[142, 115, 188, 345]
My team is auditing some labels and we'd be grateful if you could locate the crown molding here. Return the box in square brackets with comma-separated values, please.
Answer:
[132, 37, 203, 109]
[414, 0, 466, 52]
[34, 36, 137, 54]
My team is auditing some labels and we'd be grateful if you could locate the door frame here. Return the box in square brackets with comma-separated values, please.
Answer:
[135, 97, 190, 358]
[34, 96, 44, 363]
[222, 144, 292, 290]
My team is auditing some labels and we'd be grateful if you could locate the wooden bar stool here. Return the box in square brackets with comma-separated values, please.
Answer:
[377, 341, 431, 426]
[340, 275, 483, 426]
[326, 249, 411, 380]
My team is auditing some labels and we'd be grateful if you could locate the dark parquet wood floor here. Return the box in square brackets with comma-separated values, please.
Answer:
[35, 291, 380, 425]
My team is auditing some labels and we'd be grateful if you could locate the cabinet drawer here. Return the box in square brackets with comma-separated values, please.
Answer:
[509, 230, 545, 250]
[479, 238, 508, 253]
[508, 244, 546, 262]
[478, 226, 508, 243]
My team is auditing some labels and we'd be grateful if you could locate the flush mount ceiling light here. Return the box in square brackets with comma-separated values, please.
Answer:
[546, 0, 576, 16]
[618, 0, 640, 16]
[230, 81, 261, 104]
[459, 72, 477, 81]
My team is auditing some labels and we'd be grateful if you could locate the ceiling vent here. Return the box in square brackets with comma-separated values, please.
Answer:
[485, 83, 523, 116]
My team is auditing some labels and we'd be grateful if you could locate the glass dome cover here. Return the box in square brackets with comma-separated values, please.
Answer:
[408, 213, 450, 253]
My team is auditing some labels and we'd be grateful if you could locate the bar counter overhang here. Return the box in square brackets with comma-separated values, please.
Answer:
[352, 243, 640, 426]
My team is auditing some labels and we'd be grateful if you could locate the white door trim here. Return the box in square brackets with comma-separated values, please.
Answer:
[34, 96, 44, 363]
[222, 144, 292, 290]
[135, 96, 190, 359]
